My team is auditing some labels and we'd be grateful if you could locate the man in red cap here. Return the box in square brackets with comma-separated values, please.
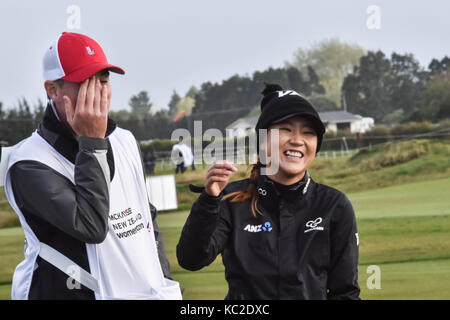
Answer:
[4, 32, 181, 300]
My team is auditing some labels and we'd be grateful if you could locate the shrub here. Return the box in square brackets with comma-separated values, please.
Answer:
[390, 121, 435, 137]
[354, 139, 432, 172]
[147, 139, 178, 152]
[362, 125, 391, 147]
[437, 119, 450, 131]
[321, 130, 358, 151]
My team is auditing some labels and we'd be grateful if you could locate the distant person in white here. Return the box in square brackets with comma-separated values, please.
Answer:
[171, 137, 194, 174]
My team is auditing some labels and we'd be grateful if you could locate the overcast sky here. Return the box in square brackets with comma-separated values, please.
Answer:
[1, 0, 449, 112]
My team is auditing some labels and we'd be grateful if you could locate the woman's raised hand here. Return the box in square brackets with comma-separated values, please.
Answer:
[205, 161, 238, 197]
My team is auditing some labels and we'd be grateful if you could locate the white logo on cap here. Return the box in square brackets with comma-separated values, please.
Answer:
[277, 90, 301, 98]
[86, 46, 95, 55]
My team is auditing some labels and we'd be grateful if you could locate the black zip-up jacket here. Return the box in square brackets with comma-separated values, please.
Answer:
[177, 174, 360, 300]
[9, 104, 172, 299]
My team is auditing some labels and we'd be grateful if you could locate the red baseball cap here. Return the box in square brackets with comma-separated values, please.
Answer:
[43, 32, 125, 83]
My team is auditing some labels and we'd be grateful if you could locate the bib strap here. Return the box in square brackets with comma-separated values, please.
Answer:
[39, 242, 100, 294]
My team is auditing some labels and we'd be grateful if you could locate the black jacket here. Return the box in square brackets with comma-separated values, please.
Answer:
[177, 174, 360, 300]
[9, 104, 172, 299]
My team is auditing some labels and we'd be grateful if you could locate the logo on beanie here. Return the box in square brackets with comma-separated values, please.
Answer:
[86, 46, 95, 55]
[277, 90, 302, 98]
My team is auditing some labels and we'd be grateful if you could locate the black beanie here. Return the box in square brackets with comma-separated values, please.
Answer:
[255, 83, 326, 153]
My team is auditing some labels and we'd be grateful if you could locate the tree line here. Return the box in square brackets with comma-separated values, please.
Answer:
[343, 52, 450, 124]
[0, 99, 45, 145]
[115, 49, 450, 140]
[1, 39, 449, 145]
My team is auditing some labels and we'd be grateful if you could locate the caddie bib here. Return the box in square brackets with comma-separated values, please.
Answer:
[5, 128, 181, 300]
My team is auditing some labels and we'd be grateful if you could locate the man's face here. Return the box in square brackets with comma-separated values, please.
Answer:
[44, 70, 111, 127]
[265, 115, 318, 184]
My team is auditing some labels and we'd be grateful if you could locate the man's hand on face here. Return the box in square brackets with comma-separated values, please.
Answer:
[63, 75, 111, 139]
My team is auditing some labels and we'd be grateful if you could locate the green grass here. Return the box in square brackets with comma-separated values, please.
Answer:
[357, 215, 450, 265]
[157, 177, 450, 299]
[0, 227, 24, 296]
[170, 259, 450, 300]
[1, 177, 450, 299]
[350, 177, 450, 219]
[359, 260, 450, 300]
[310, 140, 450, 194]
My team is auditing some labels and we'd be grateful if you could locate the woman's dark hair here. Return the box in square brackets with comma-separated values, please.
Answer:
[221, 84, 279, 217]
[222, 161, 263, 217]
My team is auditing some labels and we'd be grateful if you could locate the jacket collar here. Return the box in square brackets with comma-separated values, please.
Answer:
[37, 103, 117, 170]
[255, 171, 312, 211]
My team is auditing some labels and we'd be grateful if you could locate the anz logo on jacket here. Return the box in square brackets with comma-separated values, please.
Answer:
[243, 221, 273, 233]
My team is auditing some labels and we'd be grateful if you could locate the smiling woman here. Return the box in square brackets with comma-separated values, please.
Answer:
[176, 83, 361, 300]
[266, 116, 318, 185]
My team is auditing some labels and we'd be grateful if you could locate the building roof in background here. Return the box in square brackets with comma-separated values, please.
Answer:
[226, 116, 259, 129]
[319, 111, 363, 123]
[226, 111, 370, 130]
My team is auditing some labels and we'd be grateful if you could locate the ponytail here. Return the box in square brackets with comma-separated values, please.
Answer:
[222, 161, 263, 217]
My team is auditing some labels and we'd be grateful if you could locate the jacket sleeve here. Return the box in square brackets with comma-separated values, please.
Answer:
[327, 195, 360, 300]
[148, 201, 173, 279]
[176, 189, 231, 271]
[9, 137, 111, 244]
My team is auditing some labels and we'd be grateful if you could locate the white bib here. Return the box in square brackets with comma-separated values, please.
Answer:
[5, 129, 181, 300]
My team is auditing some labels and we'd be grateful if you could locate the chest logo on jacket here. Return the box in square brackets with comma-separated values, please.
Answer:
[257, 188, 267, 196]
[244, 221, 272, 233]
[304, 217, 324, 233]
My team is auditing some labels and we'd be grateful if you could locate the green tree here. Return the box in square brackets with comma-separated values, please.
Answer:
[175, 96, 195, 116]
[437, 101, 450, 120]
[33, 98, 46, 123]
[308, 96, 338, 112]
[168, 90, 181, 116]
[342, 51, 430, 124]
[424, 56, 450, 121]
[1, 98, 36, 144]
[288, 37, 365, 106]
[421, 78, 450, 121]
[390, 53, 428, 116]
[185, 85, 199, 99]
[129, 91, 152, 118]
[16, 97, 33, 120]
[191, 75, 254, 131]
[190, 66, 326, 132]
[286, 67, 307, 94]
[428, 56, 450, 81]
[342, 51, 393, 122]
[109, 109, 132, 122]
[252, 67, 290, 91]
[0, 101, 4, 120]
[305, 66, 325, 96]
[383, 109, 405, 124]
